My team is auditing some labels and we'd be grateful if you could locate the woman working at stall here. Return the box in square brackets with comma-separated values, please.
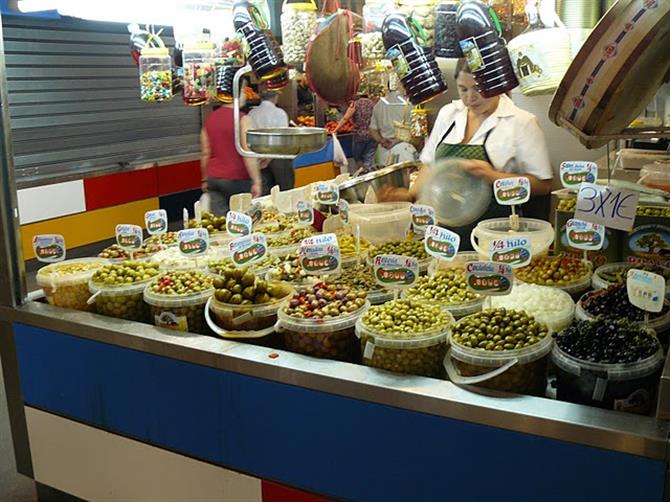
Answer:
[380, 59, 554, 246]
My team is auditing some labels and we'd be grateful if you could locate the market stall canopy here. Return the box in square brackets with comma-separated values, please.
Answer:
[549, 0, 670, 149]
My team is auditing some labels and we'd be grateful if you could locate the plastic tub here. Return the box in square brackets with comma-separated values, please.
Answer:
[36, 258, 107, 312]
[144, 283, 214, 335]
[356, 315, 453, 378]
[593, 262, 670, 298]
[552, 342, 664, 415]
[445, 318, 553, 396]
[276, 301, 370, 362]
[89, 279, 153, 322]
[640, 161, 670, 193]
[348, 203, 412, 244]
[268, 242, 300, 258]
[515, 256, 593, 299]
[491, 284, 575, 332]
[427, 252, 480, 275]
[150, 247, 222, 271]
[471, 217, 554, 260]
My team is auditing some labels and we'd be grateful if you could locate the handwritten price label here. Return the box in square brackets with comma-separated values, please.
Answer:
[489, 236, 532, 268]
[424, 225, 460, 261]
[410, 204, 435, 234]
[465, 261, 513, 296]
[339, 199, 350, 224]
[314, 182, 339, 205]
[297, 200, 314, 226]
[299, 233, 341, 275]
[226, 211, 252, 237]
[145, 209, 168, 236]
[115, 224, 143, 251]
[560, 161, 598, 189]
[627, 269, 665, 314]
[32, 234, 66, 263]
[494, 177, 531, 205]
[229, 233, 267, 267]
[178, 228, 209, 257]
[373, 254, 419, 289]
[575, 183, 639, 232]
[566, 219, 605, 251]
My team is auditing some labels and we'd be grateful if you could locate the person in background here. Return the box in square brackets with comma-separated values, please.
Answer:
[334, 94, 378, 173]
[369, 87, 415, 166]
[200, 79, 261, 215]
[248, 87, 293, 194]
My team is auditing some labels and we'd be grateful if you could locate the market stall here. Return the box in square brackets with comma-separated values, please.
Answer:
[1, 0, 670, 501]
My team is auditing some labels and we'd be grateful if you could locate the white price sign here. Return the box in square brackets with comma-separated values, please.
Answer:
[488, 236, 532, 268]
[145, 209, 168, 236]
[226, 211, 252, 237]
[314, 182, 339, 205]
[178, 228, 209, 257]
[627, 269, 665, 314]
[574, 183, 639, 232]
[465, 261, 513, 296]
[424, 225, 460, 261]
[338, 199, 349, 224]
[373, 254, 419, 289]
[299, 233, 341, 275]
[410, 204, 436, 234]
[297, 200, 314, 225]
[560, 161, 598, 189]
[493, 177, 531, 205]
[565, 219, 605, 251]
[229, 233, 267, 267]
[32, 234, 66, 263]
[115, 224, 143, 251]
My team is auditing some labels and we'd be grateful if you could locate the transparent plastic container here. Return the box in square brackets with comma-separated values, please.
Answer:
[36, 258, 108, 312]
[280, 0, 318, 65]
[349, 202, 412, 244]
[276, 301, 370, 362]
[150, 247, 222, 271]
[471, 217, 554, 260]
[552, 340, 664, 415]
[434, 2, 462, 58]
[144, 284, 214, 335]
[491, 283, 575, 332]
[593, 262, 670, 298]
[410, 107, 428, 137]
[362, 65, 388, 97]
[640, 161, 670, 192]
[89, 279, 153, 322]
[139, 48, 173, 102]
[182, 42, 216, 106]
[397, 0, 438, 48]
[445, 316, 553, 395]
[356, 318, 452, 378]
[363, 0, 390, 32]
[361, 32, 386, 63]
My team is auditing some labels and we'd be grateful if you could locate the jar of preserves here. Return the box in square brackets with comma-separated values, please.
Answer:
[182, 42, 216, 106]
[139, 47, 173, 102]
[281, 0, 318, 65]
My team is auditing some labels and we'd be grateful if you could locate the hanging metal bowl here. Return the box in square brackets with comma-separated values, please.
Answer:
[246, 127, 328, 156]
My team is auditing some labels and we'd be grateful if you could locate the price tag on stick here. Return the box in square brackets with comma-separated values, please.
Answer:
[574, 183, 639, 232]
[226, 211, 252, 236]
[229, 233, 267, 267]
[145, 209, 168, 236]
[314, 182, 340, 205]
[178, 228, 209, 257]
[116, 224, 143, 251]
[465, 261, 513, 296]
[297, 200, 314, 226]
[299, 233, 341, 276]
[32, 234, 66, 263]
[566, 219, 605, 251]
[424, 225, 460, 261]
[627, 269, 665, 316]
[489, 236, 532, 268]
[494, 177, 531, 206]
[410, 204, 435, 234]
[560, 161, 598, 189]
[373, 254, 419, 294]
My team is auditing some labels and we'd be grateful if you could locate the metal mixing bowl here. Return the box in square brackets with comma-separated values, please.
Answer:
[339, 161, 417, 203]
[246, 127, 328, 155]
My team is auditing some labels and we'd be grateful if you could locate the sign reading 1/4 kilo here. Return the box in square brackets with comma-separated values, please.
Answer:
[226, 210, 252, 236]
[314, 182, 339, 205]
[489, 236, 532, 268]
[145, 209, 168, 235]
[465, 261, 513, 296]
[410, 204, 435, 234]
[178, 228, 209, 257]
[32, 234, 66, 263]
[115, 224, 143, 251]
[494, 177, 531, 205]
[560, 161, 598, 189]
[299, 233, 341, 275]
[424, 225, 460, 261]
[373, 254, 419, 289]
[229, 233, 267, 267]
[566, 219, 605, 251]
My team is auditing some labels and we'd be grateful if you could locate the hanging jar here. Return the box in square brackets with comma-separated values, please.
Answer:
[281, 0, 318, 65]
[434, 2, 463, 58]
[182, 42, 216, 106]
[397, 0, 438, 48]
[410, 107, 428, 137]
[139, 47, 173, 102]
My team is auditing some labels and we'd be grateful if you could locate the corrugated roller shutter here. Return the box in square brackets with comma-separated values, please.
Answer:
[2, 16, 201, 187]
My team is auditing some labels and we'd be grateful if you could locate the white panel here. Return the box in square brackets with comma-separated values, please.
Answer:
[17, 180, 86, 225]
[25, 407, 262, 502]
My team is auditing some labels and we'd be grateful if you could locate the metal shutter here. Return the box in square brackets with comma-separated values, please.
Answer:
[3, 15, 201, 188]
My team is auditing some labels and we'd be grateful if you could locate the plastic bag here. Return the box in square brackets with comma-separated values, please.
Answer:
[332, 134, 348, 173]
[199, 192, 211, 213]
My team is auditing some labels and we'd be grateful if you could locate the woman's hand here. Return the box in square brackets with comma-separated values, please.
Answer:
[201, 179, 208, 193]
[251, 181, 262, 199]
[377, 186, 413, 202]
[461, 160, 500, 184]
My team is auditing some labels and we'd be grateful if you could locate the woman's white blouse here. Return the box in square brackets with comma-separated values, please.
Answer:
[419, 94, 554, 181]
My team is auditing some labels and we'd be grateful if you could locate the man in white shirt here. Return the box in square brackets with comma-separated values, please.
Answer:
[248, 90, 293, 194]
[369, 90, 417, 166]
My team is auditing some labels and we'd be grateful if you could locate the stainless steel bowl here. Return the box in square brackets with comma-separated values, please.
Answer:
[246, 127, 327, 155]
[339, 161, 417, 203]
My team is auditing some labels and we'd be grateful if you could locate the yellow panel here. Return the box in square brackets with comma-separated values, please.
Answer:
[294, 162, 337, 187]
[20, 198, 159, 260]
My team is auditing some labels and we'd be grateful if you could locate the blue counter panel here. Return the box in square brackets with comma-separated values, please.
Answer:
[293, 140, 333, 169]
[14, 323, 666, 502]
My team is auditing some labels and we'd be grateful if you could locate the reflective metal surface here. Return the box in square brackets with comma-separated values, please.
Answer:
[246, 127, 327, 155]
[339, 161, 416, 203]
[5, 301, 670, 461]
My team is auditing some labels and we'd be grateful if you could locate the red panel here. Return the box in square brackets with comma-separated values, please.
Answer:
[84, 168, 158, 211]
[157, 160, 201, 196]
[261, 481, 333, 502]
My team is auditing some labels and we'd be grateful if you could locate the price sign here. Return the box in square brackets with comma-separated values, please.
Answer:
[297, 200, 314, 225]
[314, 182, 339, 205]
[226, 210, 252, 236]
[424, 225, 460, 261]
[299, 233, 341, 275]
[566, 219, 605, 251]
[410, 204, 435, 234]
[560, 161, 598, 189]
[489, 236, 532, 268]
[574, 183, 639, 232]
[465, 261, 513, 296]
[493, 177, 531, 205]
[178, 228, 209, 257]
[627, 269, 665, 314]
[145, 209, 168, 236]
[115, 224, 143, 251]
[373, 254, 419, 289]
[229, 232, 267, 267]
[32, 234, 66, 263]
[338, 199, 350, 224]
[246, 201, 263, 224]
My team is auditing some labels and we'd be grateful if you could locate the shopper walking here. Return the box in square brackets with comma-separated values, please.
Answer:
[335, 95, 378, 173]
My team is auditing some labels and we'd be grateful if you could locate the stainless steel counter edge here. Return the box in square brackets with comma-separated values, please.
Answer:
[4, 302, 670, 461]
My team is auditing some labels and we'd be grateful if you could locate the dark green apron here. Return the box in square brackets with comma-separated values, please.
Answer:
[434, 122, 509, 251]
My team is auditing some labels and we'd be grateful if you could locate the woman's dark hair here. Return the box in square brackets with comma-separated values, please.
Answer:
[454, 58, 471, 79]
